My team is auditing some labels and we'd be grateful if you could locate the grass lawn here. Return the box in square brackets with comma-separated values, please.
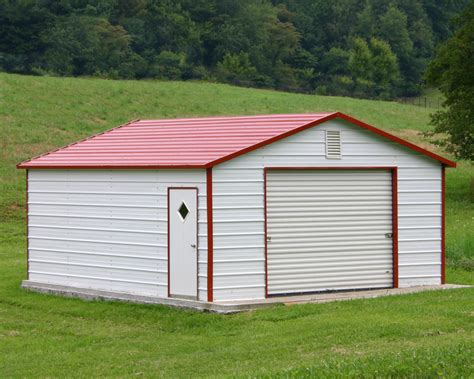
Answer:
[0, 73, 473, 377]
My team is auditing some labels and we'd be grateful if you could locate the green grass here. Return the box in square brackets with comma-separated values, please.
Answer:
[0, 73, 473, 377]
[446, 163, 474, 270]
[1, 221, 473, 377]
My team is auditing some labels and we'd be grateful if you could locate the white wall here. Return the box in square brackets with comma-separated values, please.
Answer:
[212, 119, 442, 301]
[27, 169, 208, 301]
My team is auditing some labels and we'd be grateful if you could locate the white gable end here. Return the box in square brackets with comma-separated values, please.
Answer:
[212, 119, 441, 301]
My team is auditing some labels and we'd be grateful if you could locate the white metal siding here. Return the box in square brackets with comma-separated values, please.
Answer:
[212, 119, 442, 301]
[266, 169, 393, 295]
[27, 169, 208, 301]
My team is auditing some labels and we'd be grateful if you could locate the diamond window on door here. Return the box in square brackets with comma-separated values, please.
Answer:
[178, 202, 190, 221]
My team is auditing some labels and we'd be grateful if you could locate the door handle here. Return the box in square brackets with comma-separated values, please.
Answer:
[190, 244, 196, 248]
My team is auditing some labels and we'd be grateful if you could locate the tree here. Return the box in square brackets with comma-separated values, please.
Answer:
[0, 0, 52, 72]
[320, 47, 350, 77]
[426, 2, 474, 160]
[349, 37, 372, 82]
[355, 1, 375, 39]
[41, 16, 137, 77]
[377, 4, 414, 94]
[369, 38, 399, 97]
[263, 16, 300, 68]
[0, 0, 470, 97]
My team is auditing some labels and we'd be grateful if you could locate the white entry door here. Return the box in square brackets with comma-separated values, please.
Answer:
[169, 188, 198, 299]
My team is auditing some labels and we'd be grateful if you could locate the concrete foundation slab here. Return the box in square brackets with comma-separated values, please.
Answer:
[21, 280, 469, 314]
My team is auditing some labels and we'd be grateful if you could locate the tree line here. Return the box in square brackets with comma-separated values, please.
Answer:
[0, 0, 468, 100]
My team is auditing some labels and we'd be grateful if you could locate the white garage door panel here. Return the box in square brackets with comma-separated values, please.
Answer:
[267, 169, 393, 295]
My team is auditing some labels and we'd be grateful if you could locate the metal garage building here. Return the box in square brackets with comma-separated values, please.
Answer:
[17, 112, 456, 304]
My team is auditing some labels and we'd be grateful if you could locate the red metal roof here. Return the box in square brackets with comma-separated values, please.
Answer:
[17, 112, 456, 169]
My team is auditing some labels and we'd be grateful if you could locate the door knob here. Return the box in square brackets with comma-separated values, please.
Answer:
[190, 244, 196, 248]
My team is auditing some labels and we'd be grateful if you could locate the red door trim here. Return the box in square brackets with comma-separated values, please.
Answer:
[392, 168, 399, 288]
[266, 166, 398, 171]
[263, 166, 399, 297]
[167, 187, 199, 299]
[206, 168, 214, 302]
[441, 166, 446, 284]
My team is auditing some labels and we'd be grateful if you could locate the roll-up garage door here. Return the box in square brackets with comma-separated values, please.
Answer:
[266, 169, 394, 295]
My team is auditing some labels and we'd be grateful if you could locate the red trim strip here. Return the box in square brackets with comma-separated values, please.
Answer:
[206, 168, 214, 302]
[206, 113, 456, 168]
[167, 187, 199, 298]
[263, 168, 269, 298]
[167, 187, 171, 297]
[26, 170, 29, 280]
[18, 165, 204, 170]
[392, 168, 399, 288]
[263, 166, 399, 294]
[266, 166, 397, 171]
[441, 166, 446, 284]
[334, 113, 456, 167]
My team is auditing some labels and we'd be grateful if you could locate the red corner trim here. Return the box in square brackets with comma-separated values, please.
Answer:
[441, 166, 446, 284]
[392, 168, 399, 288]
[26, 170, 29, 280]
[167, 187, 171, 297]
[263, 168, 269, 298]
[206, 168, 214, 302]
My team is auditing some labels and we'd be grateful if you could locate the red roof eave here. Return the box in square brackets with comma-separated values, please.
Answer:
[16, 112, 456, 169]
[335, 113, 456, 167]
[17, 164, 207, 169]
[205, 112, 456, 168]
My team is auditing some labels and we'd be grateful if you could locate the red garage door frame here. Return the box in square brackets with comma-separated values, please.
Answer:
[263, 166, 399, 298]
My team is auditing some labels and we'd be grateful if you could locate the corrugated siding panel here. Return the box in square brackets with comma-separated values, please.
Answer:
[212, 120, 442, 301]
[28, 169, 208, 300]
[266, 170, 393, 294]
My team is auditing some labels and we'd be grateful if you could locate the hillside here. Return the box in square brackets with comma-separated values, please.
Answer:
[1, 73, 437, 215]
[0, 73, 473, 377]
[0, 73, 471, 267]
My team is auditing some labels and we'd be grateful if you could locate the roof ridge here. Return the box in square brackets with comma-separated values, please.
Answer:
[133, 112, 336, 123]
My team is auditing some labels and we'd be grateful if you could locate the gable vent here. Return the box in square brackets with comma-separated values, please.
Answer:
[325, 130, 342, 159]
